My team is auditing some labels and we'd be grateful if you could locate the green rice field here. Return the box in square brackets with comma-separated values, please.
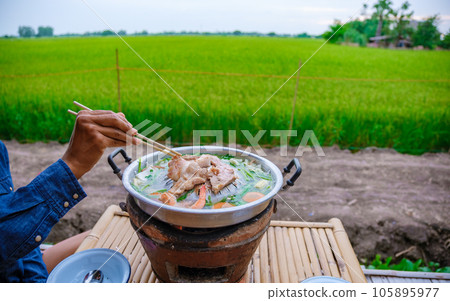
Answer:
[0, 36, 449, 153]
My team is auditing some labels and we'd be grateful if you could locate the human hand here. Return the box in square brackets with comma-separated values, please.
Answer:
[62, 110, 139, 179]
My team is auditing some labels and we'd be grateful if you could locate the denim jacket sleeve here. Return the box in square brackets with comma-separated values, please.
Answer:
[0, 141, 86, 263]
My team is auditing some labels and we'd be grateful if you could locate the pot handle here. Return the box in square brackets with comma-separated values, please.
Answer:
[107, 148, 132, 179]
[281, 158, 302, 191]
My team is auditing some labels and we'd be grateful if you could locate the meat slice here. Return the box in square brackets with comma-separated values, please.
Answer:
[196, 154, 219, 168]
[196, 155, 237, 193]
[167, 155, 193, 181]
[165, 154, 237, 197]
[169, 167, 209, 196]
[166, 156, 208, 196]
[209, 161, 237, 194]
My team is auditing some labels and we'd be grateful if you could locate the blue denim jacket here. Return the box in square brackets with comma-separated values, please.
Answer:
[0, 141, 86, 282]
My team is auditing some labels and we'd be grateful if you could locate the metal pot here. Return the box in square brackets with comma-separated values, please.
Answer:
[108, 146, 301, 228]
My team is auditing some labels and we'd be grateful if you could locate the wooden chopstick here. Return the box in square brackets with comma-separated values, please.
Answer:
[133, 136, 177, 156]
[68, 109, 78, 116]
[134, 137, 177, 157]
[134, 133, 181, 156]
[73, 101, 92, 111]
[69, 101, 181, 157]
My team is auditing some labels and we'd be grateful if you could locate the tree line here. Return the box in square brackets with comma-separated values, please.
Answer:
[13, 27, 316, 39]
[323, 0, 449, 49]
[18, 26, 53, 37]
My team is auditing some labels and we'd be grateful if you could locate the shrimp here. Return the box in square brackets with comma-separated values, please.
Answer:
[160, 192, 176, 206]
[190, 185, 207, 209]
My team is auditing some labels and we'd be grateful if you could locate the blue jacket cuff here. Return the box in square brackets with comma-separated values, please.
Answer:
[33, 159, 87, 218]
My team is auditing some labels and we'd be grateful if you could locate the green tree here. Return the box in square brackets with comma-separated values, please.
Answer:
[349, 19, 379, 39]
[373, 0, 394, 37]
[343, 28, 367, 46]
[391, 2, 414, 45]
[438, 31, 450, 49]
[135, 30, 148, 36]
[102, 30, 114, 36]
[18, 26, 35, 38]
[296, 32, 310, 38]
[37, 26, 53, 37]
[322, 21, 349, 43]
[412, 16, 440, 49]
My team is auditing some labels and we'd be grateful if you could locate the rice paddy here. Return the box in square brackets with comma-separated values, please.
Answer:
[0, 35, 449, 154]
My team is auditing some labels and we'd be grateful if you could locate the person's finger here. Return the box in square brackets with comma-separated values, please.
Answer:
[78, 113, 133, 134]
[100, 135, 127, 148]
[77, 110, 137, 136]
[116, 112, 135, 131]
[78, 110, 134, 128]
[79, 110, 131, 126]
[96, 112, 136, 135]
[94, 124, 140, 145]
[100, 134, 142, 148]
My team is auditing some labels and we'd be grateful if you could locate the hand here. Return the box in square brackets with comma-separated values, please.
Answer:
[62, 110, 139, 179]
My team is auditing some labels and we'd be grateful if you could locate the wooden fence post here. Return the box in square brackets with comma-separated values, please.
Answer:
[288, 59, 302, 145]
[116, 48, 121, 112]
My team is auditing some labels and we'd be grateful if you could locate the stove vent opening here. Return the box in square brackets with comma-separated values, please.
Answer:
[166, 263, 235, 283]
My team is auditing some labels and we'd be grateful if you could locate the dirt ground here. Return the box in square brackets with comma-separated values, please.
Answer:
[4, 140, 450, 266]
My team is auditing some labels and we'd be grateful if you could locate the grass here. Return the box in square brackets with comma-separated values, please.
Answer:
[367, 254, 450, 273]
[0, 36, 449, 154]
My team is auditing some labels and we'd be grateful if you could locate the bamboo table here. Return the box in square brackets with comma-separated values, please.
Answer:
[76, 205, 367, 283]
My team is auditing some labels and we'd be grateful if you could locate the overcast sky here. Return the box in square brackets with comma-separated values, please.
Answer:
[0, 0, 449, 36]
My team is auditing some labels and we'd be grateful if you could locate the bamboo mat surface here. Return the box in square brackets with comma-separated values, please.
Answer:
[76, 205, 367, 283]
